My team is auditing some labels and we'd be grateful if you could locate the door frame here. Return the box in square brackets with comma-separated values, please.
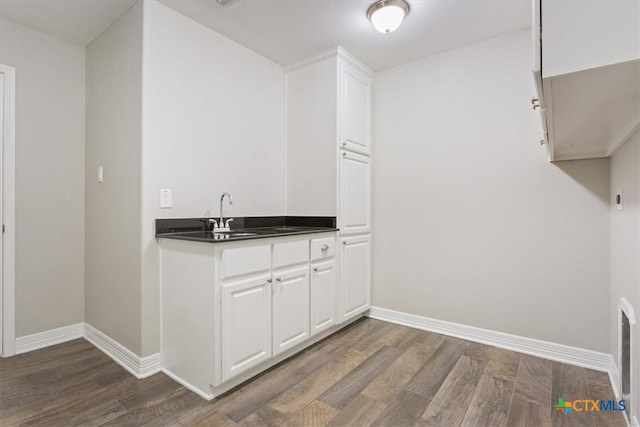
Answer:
[1, 64, 16, 357]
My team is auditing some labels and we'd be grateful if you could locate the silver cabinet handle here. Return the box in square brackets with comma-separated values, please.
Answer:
[342, 241, 347, 245]
[342, 152, 347, 157]
[342, 141, 347, 146]
[313, 267, 318, 272]
[531, 97, 541, 110]
[321, 244, 329, 251]
[276, 277, 281, 282]
[267, 278, 272, 283]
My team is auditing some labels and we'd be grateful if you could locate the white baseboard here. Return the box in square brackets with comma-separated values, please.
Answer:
[83, 324, 160, 379]
[161, 368, 213, 401]
[609, 359, 622, 399]
[368, 306, 615, 374]
[15, 323, 84, 354]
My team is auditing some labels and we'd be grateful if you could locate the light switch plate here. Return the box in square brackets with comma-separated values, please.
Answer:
[160, 189, 172, 208]
[97, 166, 103, 183]
[616, 189, 623, 211]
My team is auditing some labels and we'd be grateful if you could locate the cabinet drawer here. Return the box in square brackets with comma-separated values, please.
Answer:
[221, 244, 271, 280]
[273, 239, 309, 269]
[310, 236, 336, 261]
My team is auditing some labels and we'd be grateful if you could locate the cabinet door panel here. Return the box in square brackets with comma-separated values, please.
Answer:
[340, 151, 371, 234]
[221, 274, 272, 382]
[340, 65, 371, 155]
[310, 259, 337, 336]
[340, 235, 371, 320]
[273, 266, 310, 355]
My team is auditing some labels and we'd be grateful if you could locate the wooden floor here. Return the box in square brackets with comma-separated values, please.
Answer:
[0, 318, 626, 427]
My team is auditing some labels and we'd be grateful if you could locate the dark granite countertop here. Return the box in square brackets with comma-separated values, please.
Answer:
[156, 216, 338, 243]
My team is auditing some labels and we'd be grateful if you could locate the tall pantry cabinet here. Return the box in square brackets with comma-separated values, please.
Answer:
[286, 47, 373, 322]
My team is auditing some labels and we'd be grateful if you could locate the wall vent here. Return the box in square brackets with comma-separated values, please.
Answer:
[620, 297, 636, 422]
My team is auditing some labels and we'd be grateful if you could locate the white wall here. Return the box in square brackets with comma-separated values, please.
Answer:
[85, 2, 143, 354]
[140, 0, 285, 355]
[0, 19, 85, 337]
[610, 130, 639, 420]
[372, 29, 610, 353]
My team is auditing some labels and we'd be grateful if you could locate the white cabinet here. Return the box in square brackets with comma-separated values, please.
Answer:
[540, 0, 640, 78]
[161, 234, 337, 398]
[340, 61, 371, 155]
[310, 235, 338, 336]
[340, 235, 371, 321]
[310, 259, 337, 336]
[340, 151, 371, 235]
[272, 265, 310, 355]
[221, 273, 272, 382]
[221, 238, 311, 377]
[285, 47, 373, 216]
[285, 47, 373, 330]
[532, 0, 640, 161]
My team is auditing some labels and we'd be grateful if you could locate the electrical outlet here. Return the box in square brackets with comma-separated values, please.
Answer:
[160, 189, 172, 208]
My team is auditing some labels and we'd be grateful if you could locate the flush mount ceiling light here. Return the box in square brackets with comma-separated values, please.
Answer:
[367, 0, 410, 34]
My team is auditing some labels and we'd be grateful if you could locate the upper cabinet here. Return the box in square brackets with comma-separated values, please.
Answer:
[533, 0, 640, 161]
[340, 61, 372, 155]
[285, 47, 373, 216]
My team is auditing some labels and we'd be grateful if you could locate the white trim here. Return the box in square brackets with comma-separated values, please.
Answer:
[633, 415, 639, 427]
[0, 64, 16, 357]
[15, 323, 84, 354]
[84, 323, 160, 379]
[162, 368, 212, 400]
[368, 306, 615, 373]
[284, 46, 374, 77]
[336, 47, 374, 78]
[284, 47, 340, 72]
[610, 359, 623, 399]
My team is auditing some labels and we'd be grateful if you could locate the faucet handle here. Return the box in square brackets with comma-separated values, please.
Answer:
[225, 218, 234, 228]
[208, 219, 218, 229]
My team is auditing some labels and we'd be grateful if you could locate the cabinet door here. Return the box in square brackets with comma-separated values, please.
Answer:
[340, 235, 371, 321]
[310, 259, 337, 336]
[221, 274, 272, 382]
[340, 150, 371, 235]
[340, 63, 371, 155]
[272, 266, 310, 355]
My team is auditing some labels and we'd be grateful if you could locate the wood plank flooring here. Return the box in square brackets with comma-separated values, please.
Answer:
[0, 318, 626, 426]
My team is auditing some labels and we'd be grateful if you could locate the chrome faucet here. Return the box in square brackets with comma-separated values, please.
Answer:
[218, 192, 233, 231]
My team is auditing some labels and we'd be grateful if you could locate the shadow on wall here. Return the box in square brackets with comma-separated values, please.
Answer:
[554, 158, 610, 205]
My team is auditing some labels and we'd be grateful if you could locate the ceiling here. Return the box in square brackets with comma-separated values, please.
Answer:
[0, 0, 531, 71]
[0, 0, 137, 47]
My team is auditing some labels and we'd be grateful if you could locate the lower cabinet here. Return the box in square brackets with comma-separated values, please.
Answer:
[272, 265, 310, 356]
[340, 234, 371, 321]
[221, 272, 272, 383]
[160, 231, 371, 400]
[310, 258, 337, 336]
